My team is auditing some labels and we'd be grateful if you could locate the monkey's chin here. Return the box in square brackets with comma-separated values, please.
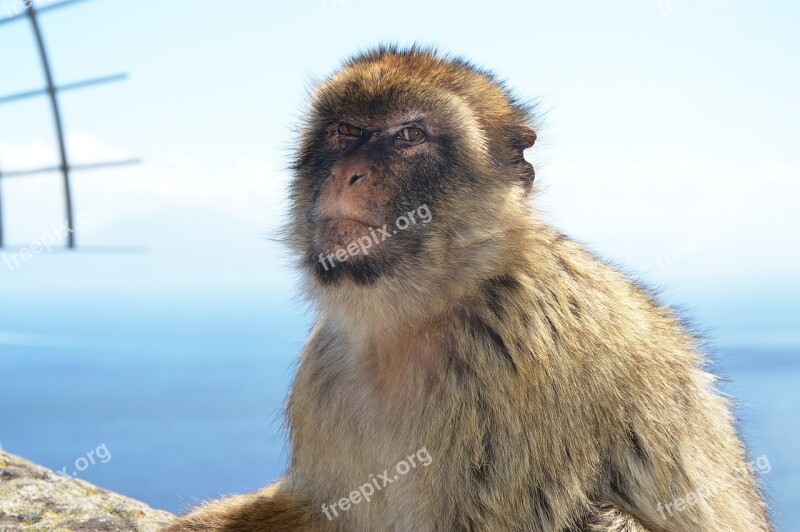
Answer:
[312, 251, 385, 285]
[311, 220, 390, 285]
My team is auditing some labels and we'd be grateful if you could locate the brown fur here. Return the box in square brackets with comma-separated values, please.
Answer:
[166, 46, 770, 531]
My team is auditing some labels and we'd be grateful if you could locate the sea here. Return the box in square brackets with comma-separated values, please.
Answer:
[0, 288, 797, 530]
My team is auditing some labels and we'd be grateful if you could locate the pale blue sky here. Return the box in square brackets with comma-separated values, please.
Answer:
[0, 0, 798, 346]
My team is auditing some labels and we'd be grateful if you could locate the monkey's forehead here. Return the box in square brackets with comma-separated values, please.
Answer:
[310, 88, 471, 128]
[310, 50, 523, 123]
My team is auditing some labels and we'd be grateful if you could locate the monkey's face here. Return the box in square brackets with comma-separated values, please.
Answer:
[300, 110, 448, 285]
[290, 48, 536, 286]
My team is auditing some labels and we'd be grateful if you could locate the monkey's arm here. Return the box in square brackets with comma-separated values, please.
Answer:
[163, 480, 316, 532]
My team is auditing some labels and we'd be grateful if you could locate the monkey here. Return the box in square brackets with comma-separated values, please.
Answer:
[166, 46, 771, 531]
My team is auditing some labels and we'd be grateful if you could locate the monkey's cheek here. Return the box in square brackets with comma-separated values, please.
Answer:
[316, 220, 384, 261]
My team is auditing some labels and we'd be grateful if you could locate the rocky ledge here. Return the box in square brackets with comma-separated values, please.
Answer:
[0, 450, 175, 531]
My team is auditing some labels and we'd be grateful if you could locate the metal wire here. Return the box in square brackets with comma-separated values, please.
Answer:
[0, 0, 137, 249]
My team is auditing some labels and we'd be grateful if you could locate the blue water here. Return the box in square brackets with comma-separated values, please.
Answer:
[0, 290, 797, 529]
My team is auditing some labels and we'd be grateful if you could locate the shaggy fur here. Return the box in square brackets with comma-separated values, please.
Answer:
[166, 46, 771, 531]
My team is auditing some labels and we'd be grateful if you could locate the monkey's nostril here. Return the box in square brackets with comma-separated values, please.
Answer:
[349, 174, 365, 186]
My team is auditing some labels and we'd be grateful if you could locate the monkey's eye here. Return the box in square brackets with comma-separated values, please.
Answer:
[337, 123, 364, 137]
[396, 127, 426, 143]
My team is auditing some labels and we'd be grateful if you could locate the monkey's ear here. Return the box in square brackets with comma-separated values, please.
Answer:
[507, 126, 537, 193]
[510, 126, 537, 151]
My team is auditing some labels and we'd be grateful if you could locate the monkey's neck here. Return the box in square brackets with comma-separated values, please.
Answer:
[312, 213, 538, 352]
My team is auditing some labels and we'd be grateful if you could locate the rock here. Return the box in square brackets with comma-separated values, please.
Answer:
[0, 450, 175, 531]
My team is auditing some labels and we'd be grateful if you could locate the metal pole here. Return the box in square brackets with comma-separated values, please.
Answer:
[0, 73, 128, 105]
[1, 158, 141, 178]
[27, 5, 75, 248]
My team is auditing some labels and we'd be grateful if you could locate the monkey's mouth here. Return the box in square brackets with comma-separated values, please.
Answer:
[315, 218, 386, 260]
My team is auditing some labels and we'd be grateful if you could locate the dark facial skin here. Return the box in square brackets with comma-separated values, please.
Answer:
[299, 109, 456, 285]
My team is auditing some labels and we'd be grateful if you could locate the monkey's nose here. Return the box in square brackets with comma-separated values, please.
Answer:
[348, 174, 366, 186]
